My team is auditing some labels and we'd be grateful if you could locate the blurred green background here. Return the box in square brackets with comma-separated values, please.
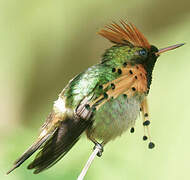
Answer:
[0, 0, 190, 179]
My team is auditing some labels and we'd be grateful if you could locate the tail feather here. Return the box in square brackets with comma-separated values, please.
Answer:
[27, 117, 92, 174]
[6, 134, 52, 175]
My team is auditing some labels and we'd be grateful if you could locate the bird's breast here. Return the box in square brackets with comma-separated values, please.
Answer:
[89, 94, 143, 143]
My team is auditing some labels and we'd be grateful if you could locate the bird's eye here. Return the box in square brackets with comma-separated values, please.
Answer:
[139, 49, 147, 57]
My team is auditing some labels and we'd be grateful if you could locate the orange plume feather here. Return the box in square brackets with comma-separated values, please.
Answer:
[98, 20, 151, 49]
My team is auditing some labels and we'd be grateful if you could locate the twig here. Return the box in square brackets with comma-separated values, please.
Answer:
[77, 145, 101, 180]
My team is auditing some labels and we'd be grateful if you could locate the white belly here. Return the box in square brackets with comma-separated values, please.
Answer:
[90, 95, 141, 143]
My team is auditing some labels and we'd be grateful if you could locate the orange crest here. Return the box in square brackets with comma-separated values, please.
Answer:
[98, 20, 151, 49]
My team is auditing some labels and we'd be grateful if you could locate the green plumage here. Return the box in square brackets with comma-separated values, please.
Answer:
[63, 64, 118, 108]
[63, 45, 156, 109]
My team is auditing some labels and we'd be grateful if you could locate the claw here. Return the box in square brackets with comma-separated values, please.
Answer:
[93, 143, 104, 157]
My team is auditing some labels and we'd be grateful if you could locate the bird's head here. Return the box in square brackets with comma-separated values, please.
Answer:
[98, 20, 184, 69]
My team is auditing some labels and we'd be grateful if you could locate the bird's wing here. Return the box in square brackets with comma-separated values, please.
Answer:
[7, 95, 93, 174]
[27, 98, 93, 174]
[7, 67, 102, 174]
[6, 131, 54, 175]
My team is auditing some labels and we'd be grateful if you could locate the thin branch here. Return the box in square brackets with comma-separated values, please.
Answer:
[77, 145, 101, 180]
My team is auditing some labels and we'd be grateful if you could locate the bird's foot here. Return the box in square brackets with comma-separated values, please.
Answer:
[93, 143, 104, 157]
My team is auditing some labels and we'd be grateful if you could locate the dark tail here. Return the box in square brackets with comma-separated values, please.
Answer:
[6, 134, 51, 174]
[27, 117, 91, 174]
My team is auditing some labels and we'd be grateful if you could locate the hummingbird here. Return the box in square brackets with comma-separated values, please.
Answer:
[7, 20, 184, 174]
